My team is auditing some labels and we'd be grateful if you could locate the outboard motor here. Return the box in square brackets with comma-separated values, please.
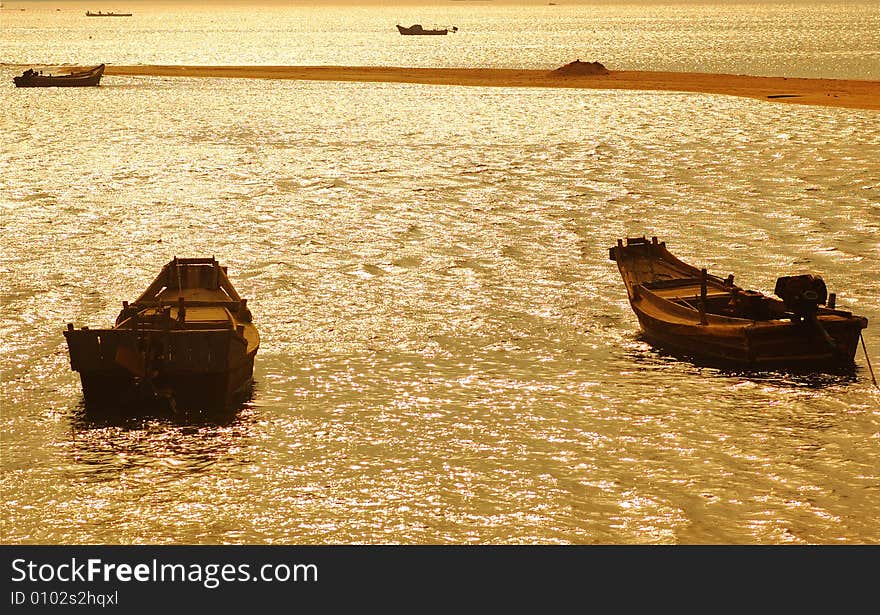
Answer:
[774, 274, 827, 320]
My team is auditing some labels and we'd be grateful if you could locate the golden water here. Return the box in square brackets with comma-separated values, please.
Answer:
[2, 2, 879, 544]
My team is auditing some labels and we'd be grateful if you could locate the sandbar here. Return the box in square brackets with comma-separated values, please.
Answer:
[92, 65, 880, 111]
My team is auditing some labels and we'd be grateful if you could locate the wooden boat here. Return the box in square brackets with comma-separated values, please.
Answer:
[64, 257, 259, 412]
[396, 24, 458, 35]
[609, 236, 868, 370]
[13, 64, 105, 88]
[85, 11, 132, 16]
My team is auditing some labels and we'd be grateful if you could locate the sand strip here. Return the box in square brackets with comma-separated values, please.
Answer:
[93, 65, 880, 111]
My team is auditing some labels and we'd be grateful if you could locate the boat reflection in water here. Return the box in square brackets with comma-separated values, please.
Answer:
[64, 257, 260, 415]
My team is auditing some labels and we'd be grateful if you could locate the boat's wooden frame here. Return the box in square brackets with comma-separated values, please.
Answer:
[610, 236, 868, 370]
[64, 257, 259, 412]
[13, 64, 105, 88]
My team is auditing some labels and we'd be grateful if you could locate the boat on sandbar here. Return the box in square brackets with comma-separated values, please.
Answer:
[13, 64, 105, 88]
[64, 257, 260, 412]
[609, 236, 868, 371]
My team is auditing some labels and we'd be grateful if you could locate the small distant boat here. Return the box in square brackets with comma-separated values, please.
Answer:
[64, 257, 260, 412]
[13, 64, 105, 88]
[396, 24, 458, 35]
[610, 236, 868, 371]
[85, 10, 132, 17]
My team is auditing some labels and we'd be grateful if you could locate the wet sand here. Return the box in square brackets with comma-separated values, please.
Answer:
[99, 65, 880, 111]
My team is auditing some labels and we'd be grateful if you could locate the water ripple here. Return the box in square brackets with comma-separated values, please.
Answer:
[2, 68, 879, 544]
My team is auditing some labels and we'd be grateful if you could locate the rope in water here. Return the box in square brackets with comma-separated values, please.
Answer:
[860, 333, 878, 389]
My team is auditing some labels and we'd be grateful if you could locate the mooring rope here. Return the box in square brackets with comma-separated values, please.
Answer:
[860, 333, 878, 390]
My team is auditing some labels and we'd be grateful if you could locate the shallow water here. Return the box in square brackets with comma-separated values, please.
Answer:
[2, 3, 880, 545]
[1, 1, 879, 78]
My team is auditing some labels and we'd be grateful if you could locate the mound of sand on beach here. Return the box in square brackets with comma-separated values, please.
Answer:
[550, 60, 610, 76]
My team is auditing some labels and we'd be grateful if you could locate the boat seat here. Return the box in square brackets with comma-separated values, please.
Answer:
[642, 278, 704, 289]
[174, 306, 233, 326]
[154, 288, 234, 303]
[647, 284, 732, 300]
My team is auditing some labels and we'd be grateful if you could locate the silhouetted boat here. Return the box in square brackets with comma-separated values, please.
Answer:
[609, 236, 868, 370]
[396, 24, 458, 35]
[64, 257, 260, 412]
[13, 64, 104, 88]
[85, 11, 132, 16]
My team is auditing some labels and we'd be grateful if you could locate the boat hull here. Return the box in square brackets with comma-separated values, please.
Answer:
[13, 78, 101, 88]
[633, 307, 864, 370]
[13, 64, 104, 88]
[73, 358, 255, 410]
[64, 328, 257, 411]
